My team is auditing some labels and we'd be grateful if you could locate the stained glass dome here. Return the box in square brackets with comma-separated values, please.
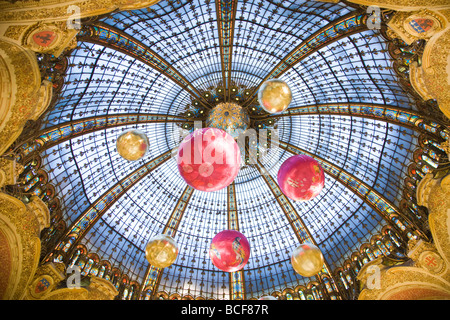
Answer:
[20, 0, 450, 300]
[206, 102, 250, 138]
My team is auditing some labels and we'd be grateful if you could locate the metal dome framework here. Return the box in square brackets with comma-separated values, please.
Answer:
[17, 0, 450, 300]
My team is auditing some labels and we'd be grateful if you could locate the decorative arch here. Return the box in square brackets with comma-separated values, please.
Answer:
[0, 193, 49, 299]
[381, 285, 450, 300]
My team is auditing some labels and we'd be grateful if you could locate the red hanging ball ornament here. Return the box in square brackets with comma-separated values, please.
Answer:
[277, 155, 325, 201]
[209, 230, 250, 272]
[177, 128, 241, 192]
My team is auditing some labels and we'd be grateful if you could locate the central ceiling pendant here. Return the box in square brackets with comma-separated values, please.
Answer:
[205, 102, 250, 139]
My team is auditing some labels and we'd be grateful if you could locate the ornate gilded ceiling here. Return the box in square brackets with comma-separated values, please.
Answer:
[11, 0, 449, 300]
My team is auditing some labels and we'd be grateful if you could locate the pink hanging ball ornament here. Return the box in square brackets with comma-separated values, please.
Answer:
[277, 155, 325, 201]
[177, 127, 241, 192]
[209, 230, 250, 272]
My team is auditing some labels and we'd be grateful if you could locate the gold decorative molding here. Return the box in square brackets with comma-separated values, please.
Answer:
[0, 191, 115, 300]
[0, 158, 24, 188]
[0, 0, 164, 159]
[33, 80, 54, 121]
[42, 286, 89, 300]
[407, 239, 447, 276]
[418, 250, 446, 274]
[426, 174, 450, 268]
[420, 28, 450, 119]
[85, 277, 119, 300]
[441, 141, 450, 159]
[358, 255, 450, 299]
[313, 0, 339, 3]
[0, 0, 162, 23]
[441, 173, 450, 192]
[375, 268, 450, 300]
[409, 62, 436, 101]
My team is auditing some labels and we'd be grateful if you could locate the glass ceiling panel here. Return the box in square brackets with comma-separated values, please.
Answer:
[158, 186, 229, 297]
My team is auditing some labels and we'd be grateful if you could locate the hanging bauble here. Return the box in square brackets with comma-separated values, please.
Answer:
[257, 79, 292, 114]
[209, 230, 250, 272]
[177, 127, 241, 192]
[259, 296, 277, 300]
[145, 234, 178, 268]
[290, 243, 324, 277]
[116, 129, 149, 161]
[277, 154, 325, 201]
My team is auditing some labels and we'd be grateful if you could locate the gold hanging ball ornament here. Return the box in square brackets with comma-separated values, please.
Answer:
[290, 243, 324, 277]
[116, 129, 149, 161]
[257, 79, 292, 114]
[145, 234, 179, 268]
